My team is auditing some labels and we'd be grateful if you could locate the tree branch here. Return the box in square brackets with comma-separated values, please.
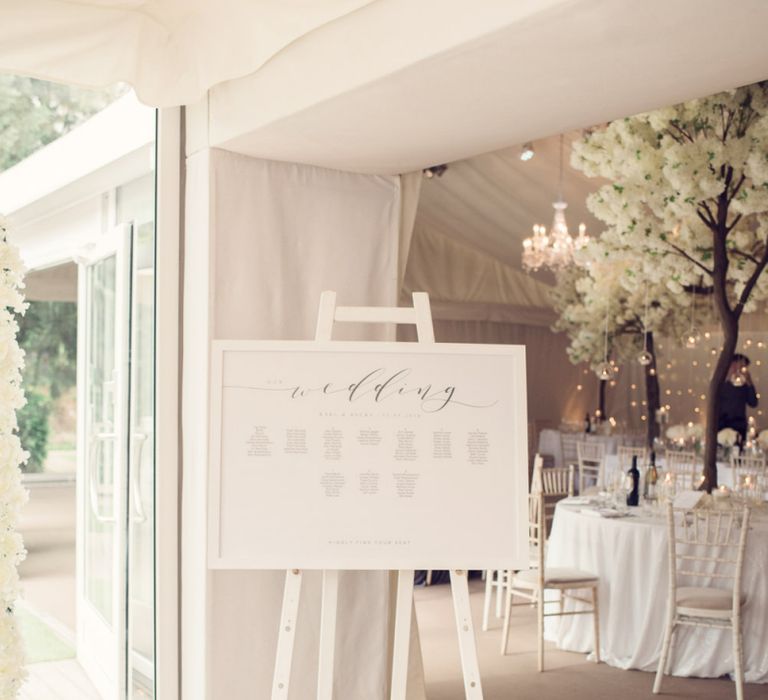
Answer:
[698, 202, 717, 229]
[664, 240, 713, 276]
[682, 283, 715, 295]
[728, 173, 746, 202]
[669, 121, 695, 143]
[730, 248, 760, 265]
[733, 239, 768, 319]
[725, 213, 743, 234]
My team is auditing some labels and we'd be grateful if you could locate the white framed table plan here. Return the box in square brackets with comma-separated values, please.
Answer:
[208, 340, 528, 570]
[207, 291, 530, 700]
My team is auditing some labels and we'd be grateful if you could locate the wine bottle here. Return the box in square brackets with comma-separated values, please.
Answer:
[627, 455, 640, 507]
[584, 412, 591, 433]
[644, 451, 658, 500]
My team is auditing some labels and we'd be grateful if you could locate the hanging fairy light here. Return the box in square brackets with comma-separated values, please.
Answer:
[638, 284, 654, 366]
[683, 294, 700, 349]
[595, 305, 613, 380]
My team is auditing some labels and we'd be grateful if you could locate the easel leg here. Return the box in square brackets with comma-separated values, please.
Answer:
[450, 570, 484, 699]
[317, 569, 340, 700]
[272, 569, 303, 699]
[495, 570, 503, 619]
[390, 570, 414, 700]
[481, 570, 493, 632]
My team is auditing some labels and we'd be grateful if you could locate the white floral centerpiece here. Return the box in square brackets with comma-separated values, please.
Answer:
[666, 424, 687, 443]
[0, 215, 28, 698]
[717, 428, 739, 448]
[757, 429, 768, 451]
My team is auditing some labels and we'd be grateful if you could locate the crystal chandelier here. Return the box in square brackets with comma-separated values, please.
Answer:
[522, 134, 589, 272]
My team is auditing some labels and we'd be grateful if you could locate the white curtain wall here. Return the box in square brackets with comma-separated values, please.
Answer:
[182, 148, 426, 700]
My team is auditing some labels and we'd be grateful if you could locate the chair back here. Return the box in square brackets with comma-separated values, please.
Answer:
[528, 490, 546, 575]
[617, 445, 648, 471]
[577, 440, 605, 492]
[560, 431, 581, 467]
[731, 454, 767, 499]
[664, 450, 700, 490]
[531, 455, 575, 497]
[665, 504, 750, 607]
[531, 455, 574, 530]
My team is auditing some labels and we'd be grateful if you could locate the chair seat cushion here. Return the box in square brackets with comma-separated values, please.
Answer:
[676, 586, 744, 618]
[513, 567, 598, 588]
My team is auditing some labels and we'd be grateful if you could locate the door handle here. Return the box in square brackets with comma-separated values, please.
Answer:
[88, 431, 117, 524]
[130, 431, 149, 523]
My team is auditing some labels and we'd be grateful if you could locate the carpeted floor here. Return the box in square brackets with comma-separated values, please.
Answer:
[16, 604, 75, 665]
[414, 579, 763, 699]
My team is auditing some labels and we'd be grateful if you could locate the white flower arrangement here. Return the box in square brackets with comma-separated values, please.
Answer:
[757, 429, 768, 450]
[717, 428, 739, 448]
[686, 423, 704, 440]
[0, 215, 28, 698]
[666, 424, 687, 442]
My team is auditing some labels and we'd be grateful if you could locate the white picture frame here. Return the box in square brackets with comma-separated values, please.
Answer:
[208, 340, 529, 570]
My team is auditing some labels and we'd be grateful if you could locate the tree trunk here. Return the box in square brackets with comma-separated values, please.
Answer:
[704, 317, 737, 492]
[703, 193, 738, 493]
[644, 332, 661, 449]
[598, 378, 607, 421]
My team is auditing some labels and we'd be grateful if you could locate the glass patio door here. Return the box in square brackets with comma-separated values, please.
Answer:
[76, 225, 132, 700]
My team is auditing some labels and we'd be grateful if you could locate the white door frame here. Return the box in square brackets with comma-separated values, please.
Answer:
[154, 106, 182, 700]
[76, 223, 133, 700]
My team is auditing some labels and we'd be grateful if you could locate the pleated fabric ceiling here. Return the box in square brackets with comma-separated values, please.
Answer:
[0, 0, 376, 106]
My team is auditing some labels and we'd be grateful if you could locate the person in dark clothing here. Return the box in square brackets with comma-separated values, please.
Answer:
[717, 353, 759, 444]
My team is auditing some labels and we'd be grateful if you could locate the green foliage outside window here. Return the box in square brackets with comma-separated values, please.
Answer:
[0, 74, 127, 173]
[16, 390, 50, 473]
[16, 301, 78, 473]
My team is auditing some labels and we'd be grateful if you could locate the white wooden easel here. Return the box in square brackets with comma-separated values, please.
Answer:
[270, 291, 484, 700]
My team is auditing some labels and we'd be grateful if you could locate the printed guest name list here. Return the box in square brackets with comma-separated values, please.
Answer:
[210, 342, 528, 570]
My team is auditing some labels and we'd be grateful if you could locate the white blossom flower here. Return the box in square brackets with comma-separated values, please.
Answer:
[0, 215, 28, 695]
[717, 428, 739, 447]
[666, 425, 687, 441]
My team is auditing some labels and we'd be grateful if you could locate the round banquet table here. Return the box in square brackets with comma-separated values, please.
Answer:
[544, 499, 768, 682]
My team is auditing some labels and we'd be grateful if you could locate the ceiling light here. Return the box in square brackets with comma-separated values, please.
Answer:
[423, 164, 448, 178]
[520, 142, 535, 161]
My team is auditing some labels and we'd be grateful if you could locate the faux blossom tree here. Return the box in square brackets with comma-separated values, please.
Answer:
[552, 242, 701, 448]
[572, 82, 768, 491]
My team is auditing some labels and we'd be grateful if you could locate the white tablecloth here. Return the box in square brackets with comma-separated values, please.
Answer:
[545, 501, 768, 682]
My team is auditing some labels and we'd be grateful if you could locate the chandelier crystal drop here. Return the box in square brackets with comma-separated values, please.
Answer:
[522, 134, 589, 272]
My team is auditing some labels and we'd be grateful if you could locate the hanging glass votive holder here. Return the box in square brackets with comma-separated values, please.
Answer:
[637, 350, 654, 366]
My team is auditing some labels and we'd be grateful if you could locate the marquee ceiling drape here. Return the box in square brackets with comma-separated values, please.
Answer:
[0, 0, 376, 106]
[2, 1, 767, 174]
